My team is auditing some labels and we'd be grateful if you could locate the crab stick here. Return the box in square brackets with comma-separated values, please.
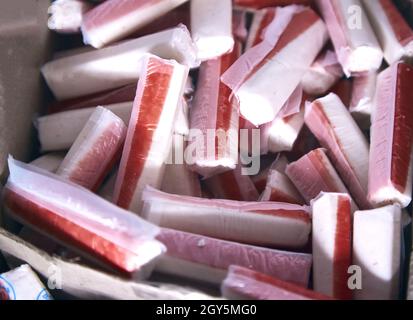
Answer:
[189, 42, 241, 178]
[260, 167, 304, 205]
[234, 0, 312, 9]
[30, 153, 65, 173]
[245, 8, 276, 50]
[190, 0, 234, 61]
[353, 205, 402, 300]
[368, 62, 413, 208]
[81, 0, 189, 48]
[113, 56, 189, 214]
[349, 72, 377, 128]
[233, 9, 248, 44]
[222, 266, 333, 300]
[362, 0, 413, 65]
[305, 93, 371, 209]
[301, 46, 343, 96]
[3, 158, 165, 276]
[156, 229, 312, 286]
[316, 0, 383, 76]
[204, 162, 259, 201]
[222, 6, 328, 126]
[162, 135, 202, 198]
[48, 0, 92, 34]
[38, 102, 132, 152]
[312, 193, 353, 300]
[142, 187, 311, 250]
[286, 149, 358, 211]
[42, 25, 197, 100]
[56, 107, 126, 191]
[251, 166, 271, 194]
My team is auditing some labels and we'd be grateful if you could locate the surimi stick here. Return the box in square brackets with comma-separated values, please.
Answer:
[260, 167, 304, 205]
[48, 0, 92, 34]
[56, 107, 126, 191]
[286, 149, 358, 211]
[353, 205, 402, 300]
[362, 0, 413, 65]
[113, 56, 189, 214]
[37, 102, 132, 152]
[162, 135, 202, 198]
[141, 186, 311, 250]
[251, 166, 271, 194]
[190, 0, 234, 61]
[305, 93, 371, 209]
[42, 26, 198, 100]
[81, 0, 189, 48]
[222, 266, 333, 300]
[30, 153, 65, 173]
[156, 229, 312, 287]
[204, 162, 259, 201]
[245, 8, 276, 50]
[189, 42, 241, 178]
[3, 157, 165, 276]
[301, 46, 343, 96]
[368, 62, 413, 209]
[315, 0, 383, 76]
[222, 6, 328, 126]
[234, 0, 312, 9]
[312, 193, 352, 300]
[47, 83, 137, 115]
[233, 9, 248, 44]
[349, 72, 377, 128]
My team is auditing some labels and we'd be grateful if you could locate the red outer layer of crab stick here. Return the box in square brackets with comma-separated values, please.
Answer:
[251, 166, 271, 194]
[301, 46, 343, 96]
[349, 72, 377, 128]
[204, 162, 259, 201]
[2, 158, 164, 276]
[363, 0, 413, 64]
[316, 0, 383, 76]
[56, 107, 126, 191]
[113, 56, 189, 214]
[234, 0, 312, 9]
[286, 149, 358, 211]
[47, 84, 137, 115]
[311, 193, 352, 300]
[189, 42, 241, 178]
[260, 167, 304, 205]
[233, 9, 248, 44]
[38, 102, 132, 152]
[42, 26, 197, 100]
[353, 205, 402, 300]
[30, 153, 65, 173]
[222, 6, 327, 126]
[156, 229, 312, 287]
[161, 135, 202, 198]
[190, 0, 234, 61]
[141, 186, 311, 250]
[305, 93, 371, 209]
[246, 8, 276, 50]
[368, 62, 413, 208]
[48, 0, 93, 34]
[81, 0, 189, 48]
[222, 266, 333, 300]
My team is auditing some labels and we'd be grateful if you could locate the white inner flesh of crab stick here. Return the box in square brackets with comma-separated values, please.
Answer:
[350, 72, 377, 128]
[30, 152, 65, 173]
[222, 6, 328, 126]
[305, 93, 371, 209]
[155, 228, 312, 287]
[190, 0, 234, 61]
[362, 0, 413, 65]
[141, 186, 311, 250]
[316, 0, 383, 76]
[48, 0, 92, 34]
[56, 107, 127, 191]
[42, 25, 197, 100]
[81, 0, 189, 48]
[113, 55, 189, 214]
[353, 205, 402, 300]
[368, 62, 413, 209]
[312, 193, 353, 300]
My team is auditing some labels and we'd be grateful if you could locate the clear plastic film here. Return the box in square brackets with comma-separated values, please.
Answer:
[56, 106, 127, 191]
[4, 157, 163, 259]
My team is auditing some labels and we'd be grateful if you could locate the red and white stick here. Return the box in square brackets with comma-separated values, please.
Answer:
[48, 0, 93, 34]
[349, 72, 377, 128]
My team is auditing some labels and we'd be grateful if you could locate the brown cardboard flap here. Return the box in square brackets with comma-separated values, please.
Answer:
[0, 228, 216, 300]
